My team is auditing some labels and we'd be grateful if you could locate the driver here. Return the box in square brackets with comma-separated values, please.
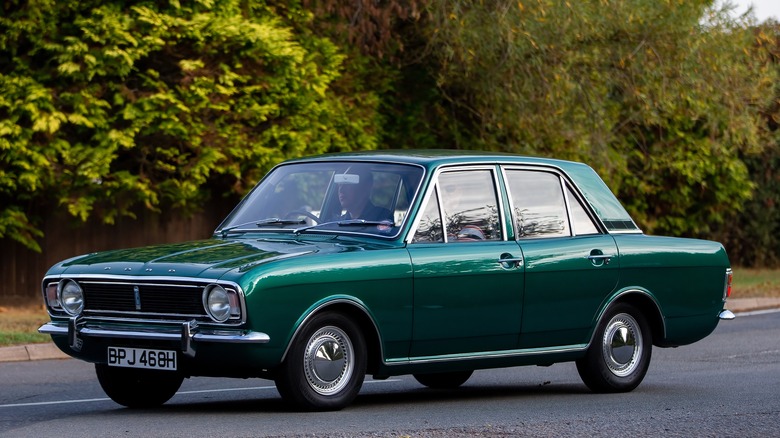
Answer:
[337, 170, 393, 222]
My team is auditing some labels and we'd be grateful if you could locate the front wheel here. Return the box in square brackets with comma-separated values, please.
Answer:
[275, 312, 366, 411]
[576, 303, 652, 393]
[95, 364, 184, 408]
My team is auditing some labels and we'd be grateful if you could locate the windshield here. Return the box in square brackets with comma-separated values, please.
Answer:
[217, 161, 425, 238]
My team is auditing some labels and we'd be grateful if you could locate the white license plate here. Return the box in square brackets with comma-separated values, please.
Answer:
[107, 347, 177, 371]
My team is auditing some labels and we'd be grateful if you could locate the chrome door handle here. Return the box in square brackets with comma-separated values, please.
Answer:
[497, 257, 523, 268]
[587, 254, 614, 265]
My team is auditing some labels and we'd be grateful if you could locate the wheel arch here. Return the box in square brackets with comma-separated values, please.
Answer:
[280, 297, 384, 375]
[594, 289, 667, 348]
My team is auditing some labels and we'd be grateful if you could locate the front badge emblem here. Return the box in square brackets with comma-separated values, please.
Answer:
[133, 286, 141, 310]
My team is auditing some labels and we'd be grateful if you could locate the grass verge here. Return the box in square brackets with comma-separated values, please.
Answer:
[0, 305, 51, 346]
[731, 267, 780, 298]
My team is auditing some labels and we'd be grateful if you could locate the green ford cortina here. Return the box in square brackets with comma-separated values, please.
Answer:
[39, 151, 734, 411]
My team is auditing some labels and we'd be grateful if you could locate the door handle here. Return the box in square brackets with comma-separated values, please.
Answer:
[497, 256, 523, 269]
[587, 254, 614, 265]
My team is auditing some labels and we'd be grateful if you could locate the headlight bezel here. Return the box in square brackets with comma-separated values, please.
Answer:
[202, 284, 240, 323]
[57, 279, 84, 316]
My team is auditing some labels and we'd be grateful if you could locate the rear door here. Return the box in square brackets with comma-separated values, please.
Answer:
[502, 167, 620, 348]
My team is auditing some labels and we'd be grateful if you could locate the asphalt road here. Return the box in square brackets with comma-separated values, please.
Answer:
[1, 310, 779, 437]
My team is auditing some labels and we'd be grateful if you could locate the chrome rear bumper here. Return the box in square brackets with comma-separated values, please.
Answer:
[718, 309, 736, 320]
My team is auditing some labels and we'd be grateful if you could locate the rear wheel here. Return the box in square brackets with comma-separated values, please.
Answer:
[413, 370, 473, 389]
[95, 364, 184, 408]
[275, 312, 366, 411]
[576, 303, 652, 392]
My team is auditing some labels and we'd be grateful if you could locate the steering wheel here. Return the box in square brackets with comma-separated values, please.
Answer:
[285, 210, 320, 224]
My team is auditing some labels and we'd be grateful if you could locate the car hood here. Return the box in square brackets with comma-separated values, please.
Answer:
[48, 237, 374, 280]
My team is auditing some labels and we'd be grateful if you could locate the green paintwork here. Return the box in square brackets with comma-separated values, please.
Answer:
[41, 151, 731, 380]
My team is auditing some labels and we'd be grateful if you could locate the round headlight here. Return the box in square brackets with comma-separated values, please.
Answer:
[204, 285, 231, 322]
[58, 280, 84, 316]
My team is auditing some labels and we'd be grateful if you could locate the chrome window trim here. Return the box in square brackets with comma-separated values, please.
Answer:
[405, 164, 508, 244]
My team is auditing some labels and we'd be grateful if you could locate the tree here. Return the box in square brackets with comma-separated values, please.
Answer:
[0, 0, 382, 251]
[409, 0, 776, 237]
[717, 20, 780, 267]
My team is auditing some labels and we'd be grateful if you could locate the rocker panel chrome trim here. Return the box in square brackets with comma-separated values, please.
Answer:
[384, 344, 588, 366]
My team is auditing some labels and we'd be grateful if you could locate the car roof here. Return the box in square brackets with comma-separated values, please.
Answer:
[283, 150, 640, 233]
[287, 149, 589, 172]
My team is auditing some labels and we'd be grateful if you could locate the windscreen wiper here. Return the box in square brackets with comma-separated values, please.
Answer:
[219, 218, 306, 237]
[293, 219, 392, 235]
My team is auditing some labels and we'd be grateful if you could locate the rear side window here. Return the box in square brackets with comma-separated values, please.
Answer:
[505, 170, 569, 238]
[566, 185, 600, 235]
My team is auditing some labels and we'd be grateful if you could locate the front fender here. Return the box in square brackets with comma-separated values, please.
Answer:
[279, 295, 383, 363]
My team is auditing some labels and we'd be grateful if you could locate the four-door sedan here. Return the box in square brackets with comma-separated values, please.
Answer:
[39, 151, 734, 411]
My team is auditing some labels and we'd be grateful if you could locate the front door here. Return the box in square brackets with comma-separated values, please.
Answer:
[407, 167, 525, 357]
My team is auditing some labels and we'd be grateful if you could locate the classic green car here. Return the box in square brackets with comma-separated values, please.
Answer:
[39, 151, 734, 411]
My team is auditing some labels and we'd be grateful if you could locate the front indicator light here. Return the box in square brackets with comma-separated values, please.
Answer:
[58, 280, 84, 316]
[45, 282, 60, 309]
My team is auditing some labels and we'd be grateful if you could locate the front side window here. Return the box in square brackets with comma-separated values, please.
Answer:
[412, 169, 502, 244]
[439, 170, 502, 241]
[412, 186, 444, 243]
[505, 170, 570, 239]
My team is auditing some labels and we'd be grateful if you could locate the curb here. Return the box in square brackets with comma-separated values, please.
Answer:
[725, 297, 780, 313]
[2, 297, 779, 363]
[0, 342, 68, 363]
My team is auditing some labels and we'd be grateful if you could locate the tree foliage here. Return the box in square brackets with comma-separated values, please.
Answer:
[717, 20, 780, 267]
[1, 0, 778, 267]
[412, 0, 775, 237]
[0, 0, 383, 250]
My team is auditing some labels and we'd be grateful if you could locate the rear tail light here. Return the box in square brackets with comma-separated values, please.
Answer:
[724, 268, 733, 300]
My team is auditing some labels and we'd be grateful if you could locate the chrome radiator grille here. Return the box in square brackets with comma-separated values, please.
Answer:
[80, 281, 207, 319]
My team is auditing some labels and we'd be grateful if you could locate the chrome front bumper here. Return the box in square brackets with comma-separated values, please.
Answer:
[39, 317, 270, 358]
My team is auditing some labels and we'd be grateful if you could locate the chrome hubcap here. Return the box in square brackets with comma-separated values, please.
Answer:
[303, 326, 353, 395]
[601, 313, 642, 377]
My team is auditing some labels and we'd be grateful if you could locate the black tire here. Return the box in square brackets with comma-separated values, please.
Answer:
[413, 370, 473, 389]
[576, 303, 652, 393]
[95, 364, 184, 408]
[275, 312, 367, 411]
